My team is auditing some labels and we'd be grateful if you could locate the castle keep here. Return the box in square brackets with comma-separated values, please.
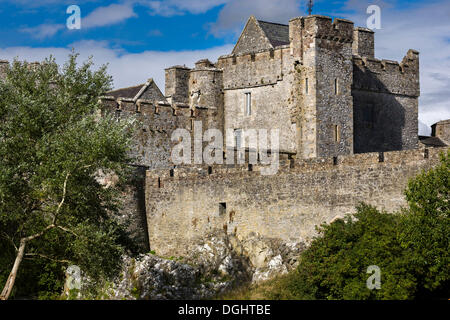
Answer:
[102, 15, 424, 169]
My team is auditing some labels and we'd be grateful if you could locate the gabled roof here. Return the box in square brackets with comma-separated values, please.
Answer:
[257, 20, 290, 47]
[107, 84, 144, 99]
[107, 78, 165, 103]
[232, 16, 290, 55]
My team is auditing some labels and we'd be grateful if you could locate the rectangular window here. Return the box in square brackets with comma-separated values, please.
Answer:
[219, 203, 227, 215]
[334, 78, 339, 95]
[305, 78, 309, 94]
[245, 92, 251, 116]
[334, 125, 340, 142]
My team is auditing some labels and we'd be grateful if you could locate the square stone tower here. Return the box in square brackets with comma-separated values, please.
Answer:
[290, 16, 354, 159]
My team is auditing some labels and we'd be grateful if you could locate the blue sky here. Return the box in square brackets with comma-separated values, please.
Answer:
[0, 0, 449, 133]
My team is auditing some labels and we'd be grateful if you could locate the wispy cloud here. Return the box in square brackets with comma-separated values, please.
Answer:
[83, 3, 137, 28]
[210, 0, 302, 37]
[0, 41, 233, 90]
[148, 29, 163, 37]
[20, 23, 65, 39]
[19, 2, 138, 39]
[141, 0, 228, 17]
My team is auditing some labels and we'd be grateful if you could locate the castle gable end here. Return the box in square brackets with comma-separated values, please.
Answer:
[232, 16, 275, 55]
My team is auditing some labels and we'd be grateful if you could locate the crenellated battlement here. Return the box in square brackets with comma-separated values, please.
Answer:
[352, 27, 374, 58]
[352, 49, 420, 97]
[146, 146, 446, 186]
[301, 15, 354, 42]
[217, 45, 291, 90]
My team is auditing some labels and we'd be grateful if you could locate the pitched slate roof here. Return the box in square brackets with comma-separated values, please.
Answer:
[418, 136, 447, 147]
[107, 84, 145, 99]
[106, 79, 165, 102]
[257, 20, 290, 47]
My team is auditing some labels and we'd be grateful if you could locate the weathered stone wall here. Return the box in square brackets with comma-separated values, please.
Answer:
[100, 97, 181, 169]
[352, 27, 374, 58]
[217, 47, 297, 153]
[165, 66, 190, 104]
[118, 166, 149, 253]
[189, 64, 224, 133]
[432, 120, 450, 145]
[139, 81, 165, 101]
[292, 16, 355, 159]
[145, 147, 447, 257]
[352, 50, 420, 153]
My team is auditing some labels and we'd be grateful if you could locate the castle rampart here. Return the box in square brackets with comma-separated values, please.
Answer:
[145, 147, 448, 257]
[352, 27, 374, 58]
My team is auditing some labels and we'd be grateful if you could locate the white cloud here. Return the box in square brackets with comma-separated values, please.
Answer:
[20, 23, 65, 39]
[210, 0, 302, 36]
[0, 41, 233, 91]
[338, 0, 450, 134]
[19, 3, 138, 39]
[83, 3, 137, 28]
[141, 0, 228, 17]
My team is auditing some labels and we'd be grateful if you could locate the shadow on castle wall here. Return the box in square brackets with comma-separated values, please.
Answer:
[353, 67, 410, 153]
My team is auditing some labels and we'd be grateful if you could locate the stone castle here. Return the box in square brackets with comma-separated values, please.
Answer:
[101, 14, 429, 168]
[3, 15, 448, 268]
[98, 15, 449, 259]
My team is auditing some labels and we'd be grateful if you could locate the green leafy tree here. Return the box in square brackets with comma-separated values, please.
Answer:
[0, 53, 134, 300]
[400, 151, 449, 298]
[282, 204, 415, 300]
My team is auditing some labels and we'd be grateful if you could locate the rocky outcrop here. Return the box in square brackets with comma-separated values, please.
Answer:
[85, 232, 305, 300]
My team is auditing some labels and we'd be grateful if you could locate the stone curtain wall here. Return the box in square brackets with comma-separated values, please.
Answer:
[145, 147, 447, 257]
[100, 97, 181, 169]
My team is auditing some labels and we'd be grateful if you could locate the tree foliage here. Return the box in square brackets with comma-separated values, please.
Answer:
[0, 53, 135, 299]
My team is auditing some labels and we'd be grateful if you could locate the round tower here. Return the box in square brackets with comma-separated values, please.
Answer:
[189, 59, 224, 132]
